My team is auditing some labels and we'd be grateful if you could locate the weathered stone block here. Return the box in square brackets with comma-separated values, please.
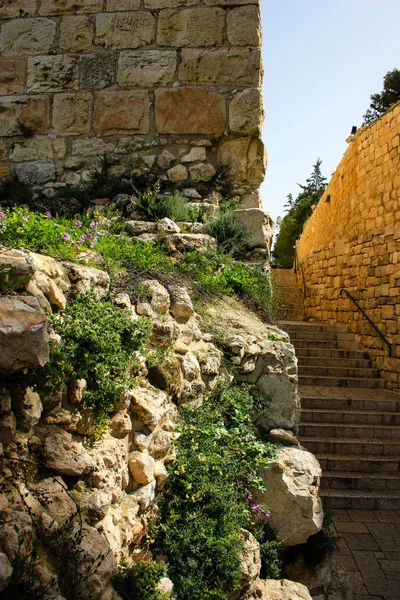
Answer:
[94, 91, 150, 136]
[229, 89, 264, 134]
[0, 0, 37, 18]
[106, 0, 140, 9]
[155, 87, 226, 135]
[27, 56, 78, 93]
[71, 137, 108, 156]
[167, 164, 188, 182]
[157, 8, 224, 47]
[79, 54, 117, 90]
[14, 160, 56, 185]
[0, 59, 26, 96]
[96, 12, 155, 50]
[9, 139, 67, 162]
[53, 92, 92, 135]
[0, 18, 56, 57]
[179, 48, 261, 86]
[205, 0, 258, 4]
[0, 95, 50, 137]
[226, 5, 261, 46]
[60, 16, 94, 52]
[217, 137, 266, 185]
[145, 0, 200, 6]
[40, 0, 102, 15]
[118, 51, 176, 87]
[189, 162, 215, 182]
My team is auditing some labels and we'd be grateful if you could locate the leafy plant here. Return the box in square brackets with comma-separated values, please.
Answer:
[113, 561, 168, 600]
[219, 196, 240, 213]
[96, 234, 172, 275]
[37, 292, 150, 432]
[135, 183, 200, 223]
[204, 211, 250, 257]
[16, 120, 34, 138]
[363, 68, 400, 124]
[152, 382, 275, 600]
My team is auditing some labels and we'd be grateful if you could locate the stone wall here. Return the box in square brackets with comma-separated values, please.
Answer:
[0, 0, 265, 206]
[296, 103, 400, 388]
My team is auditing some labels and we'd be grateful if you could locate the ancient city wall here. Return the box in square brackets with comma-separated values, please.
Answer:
[296, 103, 400, 388]
[0, 0, 265, 205]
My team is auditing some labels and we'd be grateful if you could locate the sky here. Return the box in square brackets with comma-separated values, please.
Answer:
[260, 0, 400, 220]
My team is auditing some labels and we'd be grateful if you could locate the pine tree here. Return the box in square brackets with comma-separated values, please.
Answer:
[363, 68, 400, 124]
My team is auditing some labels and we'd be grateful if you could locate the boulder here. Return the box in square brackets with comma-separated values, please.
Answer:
[0, 297, 49, 371]
[44, 431, 95, 477]
[157, 217, 180, 235]
[129, 451, 155, 485]
[242, 579, 312, 600]
[0, 249, 34, 291]
[150, 321, 179, 349]
[128, 384, 172, 432]
[88, 437, 129, 495]
[255, 446, 323, 546]
[238, 529, 261, 583]
[168, 285, 194, 320]
[232, 208, 274, 251]
[164, 233, 216, 254]
[62, 263, 109, 298]
[125, 221, 157, 236]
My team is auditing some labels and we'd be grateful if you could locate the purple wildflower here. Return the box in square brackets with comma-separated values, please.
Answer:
[62, 232, 70, 241]
[22, 215, 29, 222]
[0, 211, 5, 219]
[45, 211, 52, 218]
[55, 223, 60, 228]
[90, 221, 98, 229]
[75, 220, 82, 228]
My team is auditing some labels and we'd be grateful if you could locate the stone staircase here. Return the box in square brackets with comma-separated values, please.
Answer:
[274, 269, 400, 510]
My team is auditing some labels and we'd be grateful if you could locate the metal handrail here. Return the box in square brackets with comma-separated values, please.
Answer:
[293, 246, 306, 298]
[340, 288, 392, 357]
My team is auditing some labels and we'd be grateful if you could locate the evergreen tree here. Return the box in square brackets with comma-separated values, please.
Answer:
[272, 159, 327, 268]
[363, 68, 400, 124]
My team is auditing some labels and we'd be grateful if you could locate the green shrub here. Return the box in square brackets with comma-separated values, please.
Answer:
[152, 382, 275, 600]
[135, 183, 201, 223]
[204, 211, 250, 257]
[0, 207, 101, 260]
[0, 176, 34, 209]
[96, 234, 172, 274]
[37, 292, 150, 432]
[113, 561, 168, 600]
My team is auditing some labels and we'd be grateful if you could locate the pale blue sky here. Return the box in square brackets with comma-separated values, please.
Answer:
[260, 0, 400, 220]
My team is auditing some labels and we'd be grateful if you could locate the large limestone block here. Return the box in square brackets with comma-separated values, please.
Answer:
[9, 138, 67, 162]
[0, 18, 56, 56]
[94, 90, 150, 135]
[146, 0, 200, 6]
[79, 54, 117, 90]
[96, 12, 155, 50]
[0, 0, 37, 18]
[179, 48, 261, 86]
[107, 0, 140, 9]
[53, 92, 91, 135]
[232, 209, 273, 250]
[118, 51, 177, 87]
[0, 58, 25, 95]
[157, 8, 224, 47]
[227, 6, 261, 46]
[27, 55, 78, 93]
[155, 88, 226, 135]
[0, 297, 49, 371]
[242, 579, 312, 600]
[59, 15, 94, 52]
[256, 446, 323, 546]
[229, 89, 264, 135]
[217, 137, 266, 185]
[0, 95, 50, 137]
[40, 0, 103, 14]
[14, 160, 56, 185]
[44, 431, 95, 476]
[62, 262, 110, 298]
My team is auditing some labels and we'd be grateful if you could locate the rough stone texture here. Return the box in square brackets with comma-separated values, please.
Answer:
[0, 95, 50, 137]
[230, 89, 264, 134]
[129, 384, 171, 432]
[297, 103, 400, 389]
[53, 92, 91, 135]
[155, 88, 226, 135]
[9, 139, 67, 162]
[44, 431, 95, 476]
[168, 285, 194, 320]
[179, 48, 261, 86]
[13, 160, 56, 185]
[27, 55, 78, 93]
[118, 51, 176, 87]
[164, 233, 217, 254]
[0, 18, 56, 56]
[238, 529, 261, 583]
[0, 58, 25, 95]
[96, 12, 155, 50]
[79, 54, 117, 90]
[94, 91, 150, 135]
[129, 451, 155, 485]
[0, 297, 49, 371]
[168, 164, 188, 182]
[32, 476, 76, 522]
[59, 16, 95, 53]
[189, 162, 215, 182]
[140, 279, 171, 313]
[62, 262, 110, 298]
[107, 0, 141, 9]
[0, 0, 37, 19]
[0, 250, 35, 291]
[157, 8, 225, 47]
[233, 209, 274, 250]
[40, 0, 103, 15]
[217, 137, 266, 185]
[0, 552, 13, 592]
[226, 6, 261, 46]
[255, 446, 323, 546]
[242, 579, 313, 600]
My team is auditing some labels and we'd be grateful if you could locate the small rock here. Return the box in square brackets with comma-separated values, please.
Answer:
[157, 149, 175, 170]
[269, 429, 299, 446]
[140, 279, 170, 314]
[142, 155, 156, 168]
[238, 529, 261, 583]
[63, 263, 110, 299]
[148, 430, 173, 459]
[148, 356, 184, 398]
[242, 579, 312, 600]
[181, 147, 207, 163]
[128, 385, 170, 432]
[154, 461, 169, 489]
[168, 285, 194, 320]
[150, 321, 179, 349]
[157, 576, 174, 596]
[129, 451, 155, 485]
[125, 221, 157, 236]
[182, 188, 202, 199]
[189, 162, 215, 183]
[0, 249, 35, 291]
[32, 476, 76, 523]
[13, 386, 43, 431]
[164, 233, 216, 254]
[157, 217, 180, 235]
[114, 293, 131, 309]
[167, 164, 188, 182]
[110, 412, 132, 438]
[68, 379, 87, 406]
[44, 431, 95, 477]
[132, 480, 156, 511]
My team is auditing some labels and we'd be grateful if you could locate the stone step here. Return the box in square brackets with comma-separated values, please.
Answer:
[301, 407, 400, 426]
[300, 422, 400, 440]
[298, 365, 380, 378]
[294, 340, 360, 350]
[317, 453, 400, 473]
[301, 394, 400, 412]
[296, 348, 369, 359]
[298, 375, 385, 388]
[289, 331, 355, 342]
[299, 356, 372, 368]
[320, 488, 400, 510]
[321, 471, 400, 491]
[301, 436, 400, 456]
[280, 323, 349, 334]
